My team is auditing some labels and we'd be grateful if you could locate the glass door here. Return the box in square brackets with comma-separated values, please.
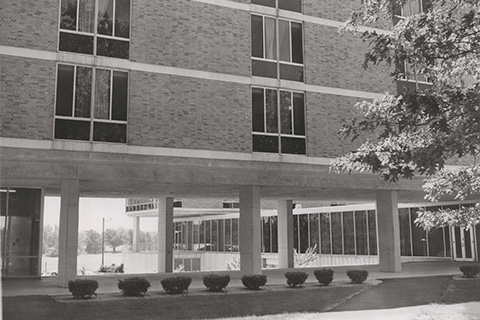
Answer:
[1, 188, 42, 277]
[452, 226, 475, 261]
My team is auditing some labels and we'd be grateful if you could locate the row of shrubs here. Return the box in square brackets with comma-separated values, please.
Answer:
[68, 268, 369, 298]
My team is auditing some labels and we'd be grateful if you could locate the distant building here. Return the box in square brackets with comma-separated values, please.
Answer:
[1, 0, 478, 287]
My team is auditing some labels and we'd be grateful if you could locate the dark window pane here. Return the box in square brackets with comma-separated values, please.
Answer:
[93, 122, 126, 143]
[253, 135, 278, 153]
[224, 219, 231, 250]
[422, 0, 432, 12]
[96, 37, 129, 59]
[293, 92, 305, 135]
[56, 65, 74, 117]
[271, 216, 278, 253]
[251, 0, 275, 7]
[279, 20, 290, 62]
[309, 214, 319, 253]
[252, 59, 277, 78]
[59, 32, 94, 54]
[98, 0, 113, 35]
[343, 212, 355, 255]
[75, 67, 92, 118]
[55, 119, 90, 141]
[205, 220, 211, 251]
[293, 215, 299, 251]
[252, 88, 265, 132]
[355, 211, 368, 255]
[212, 220, 218, 251]
[299, 214, 309, 253]
[331, 212, 342, 254]
[280, 91, 292, 134]
[263, 217, 271, 253]
[115, 0, 130, 38]
[320, 213, 331, 254]
[60, 0, 77, 30]
[281, 137, 305, 155]
[280, 63, 304, 82]
[251, 15, 264, 58]
[232, 219, 239, 252]
[426, 206, 445, 257]
[78, 0, 95, 33]
[399, 208, 412, 256]
[199, 221, 205, 247]
[264, 17, 276, 60]
[112, 71, 128, 121]
[410, 208, 427, 256]
[368, 210, 377, 255]
[278, 0, 302, 12]
[444, 227, 451, 257]
[291, 22, 303, 63]
[265, 89, 278, 133]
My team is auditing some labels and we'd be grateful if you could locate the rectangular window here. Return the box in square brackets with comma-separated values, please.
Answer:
[252, 0, 302, 13]
[55, 64, 128, 143]
[59, 0, 130, 59]
[251, 14, 304, 82]
[320, 212, 331, 254]
[252, 88, 306, 155]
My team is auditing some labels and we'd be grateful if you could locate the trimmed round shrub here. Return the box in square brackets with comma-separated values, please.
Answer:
[203, 274, 230, 292]
[314, 268, 334, 286]
[118, 277, 151, 296]
[241, 274, 267, 290]
[285, 271, 308, 287]
[346, 270, 369, 284]
[460, 264, 480, 278]
[161, 276, 192, 294]
[68, 279, 99, 298]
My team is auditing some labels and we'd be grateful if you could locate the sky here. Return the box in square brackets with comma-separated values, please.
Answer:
[43, 197, 158, 232]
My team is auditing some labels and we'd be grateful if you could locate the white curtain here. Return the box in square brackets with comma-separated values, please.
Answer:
[78, 0, 95, 33]
[95, 69, 111, 119]
[264, 17, 276, 60]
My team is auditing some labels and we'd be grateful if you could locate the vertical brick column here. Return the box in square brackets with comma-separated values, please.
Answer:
[239, 186, 262, 274]
[57, 179, 80, 287]
[158, 197, 174, 273]
[277, 200, 294, 268]
[376, 190, 402, 272]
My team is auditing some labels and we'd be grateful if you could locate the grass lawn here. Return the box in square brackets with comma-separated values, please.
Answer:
[3, 283, 369, 320]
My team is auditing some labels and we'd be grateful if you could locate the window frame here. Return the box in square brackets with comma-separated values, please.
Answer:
[53, 62, 129, 144]
[57, 0, 132, 58]
[252, 86, 307, 155]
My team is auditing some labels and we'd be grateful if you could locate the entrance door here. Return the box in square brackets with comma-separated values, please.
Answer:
[452, 226, 475, 261]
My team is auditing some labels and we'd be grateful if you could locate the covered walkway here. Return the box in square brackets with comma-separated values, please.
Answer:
[1, 261, 467, 297]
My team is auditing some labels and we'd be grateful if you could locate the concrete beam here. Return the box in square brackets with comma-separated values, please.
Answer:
[158, 197, 174, 273]
[376, 190, 402, 272]
[57, 179, 80, 287]
[239, 186, 262, 274]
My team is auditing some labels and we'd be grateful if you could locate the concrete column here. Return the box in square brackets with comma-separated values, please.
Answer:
[132, 216, 140, 252]
[239, 186, 262, 274]
[277, 200, 294, 268]
[158, 197, 174, 273]
[57, 179, 80, 287]
[376, 190, 402, 272]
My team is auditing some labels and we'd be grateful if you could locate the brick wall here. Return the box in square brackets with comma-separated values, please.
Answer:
[304, 23, 395, 94]
[0, 56, 55, 140]
[131, 0, 251, 76]
[128, 71, 252, 152]
[306, 92, 365, 158]
[0, 0, 58, 51]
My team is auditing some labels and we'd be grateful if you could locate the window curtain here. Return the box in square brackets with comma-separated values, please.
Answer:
[78, 0, 95, 33]
[95, 69, 111, 119]
[264, 17, 276, 60]
[98, 0, 114, 35]
[278, 20, 290, 62]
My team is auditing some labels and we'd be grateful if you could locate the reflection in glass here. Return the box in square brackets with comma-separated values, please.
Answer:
[253, 135, 278, 153]
[280, 91, 292, 134]
[59, 32, 94, 54]
[331, 212, 343, 254]
[320, 213, 331, 254]
[309, 214, 319, 253]
[115, 0, 131, 38]
[399, 208, 412, 256]
[95, 69, 111, 119]
[60, 0, 77, 30]
[98, 0, 114, 35]
[281, 137, 305, 155]
[265, 89, 278, 133]
[96, 37, 129, 59]
[343, 212, 355, 255]
[355, 211, 368, 255]
[75, 67, 92, 118]
[55, 119, 91, 141]
[93, 122, 126, 143]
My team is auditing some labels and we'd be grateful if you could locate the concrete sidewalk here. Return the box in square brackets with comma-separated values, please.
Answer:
[1, 261, 466, 297]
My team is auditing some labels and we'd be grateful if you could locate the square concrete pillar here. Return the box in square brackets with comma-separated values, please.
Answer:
[57, 179, 80, 287]
[277, 200, 294, 268]
[376, 190, 402, 272]
[158, 197, 174, 273]
[239, 186, 262, 274]
[132, 216, 140, 252]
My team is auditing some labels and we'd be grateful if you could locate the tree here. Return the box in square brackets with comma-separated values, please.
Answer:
[82, 229, 102, 254]
[42, 224, 59, 257]
[104, 228, 128, 253]
[330, 0, 480, 229]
